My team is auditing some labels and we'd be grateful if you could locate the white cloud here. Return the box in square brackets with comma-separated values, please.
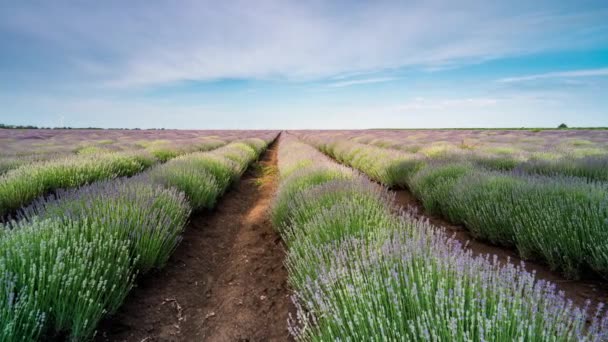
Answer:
[327, 77, 396, 88]
[497, 68, 608, 83]
[2, 1, 607, 88]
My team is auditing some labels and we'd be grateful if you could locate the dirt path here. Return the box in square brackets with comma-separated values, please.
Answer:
[394, 189, 608, 312]
[96, 140, 294, 342]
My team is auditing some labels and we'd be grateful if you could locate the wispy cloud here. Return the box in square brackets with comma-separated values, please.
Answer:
[327, 77, 396, 88]
[392, 97, 499, 111]
[497, 68, 608, 83]
[2, 1, 607, 88]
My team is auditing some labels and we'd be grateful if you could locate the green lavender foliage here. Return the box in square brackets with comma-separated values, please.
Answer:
[0, 158, 26, 175]
[303, 132, 608, 183]
[149, 139, 267, 211]
[1, 272, 44, 342]
[0, 138, 230, 218]
[408, 163, 474, 216]
[0, 151, 158, 217]
[239, 138, 267, 153]
[17, 179, 191, 273]
[273, 135, 397, 286]
[272, 168, 354, 229]
[150, 160, 222, 210]
[472, 153, 522, 171]
[516, 156, 608, 182]
[144, 138, 223, 162]
[281, 178, 398, 287]
[442, 173, 602, 279]
[0, 218, 135, 341]
[325, 140, 425, 186]
[410, 169, 608, 279]
[272, 139, 356, 229]
[291, 228, 604, 341]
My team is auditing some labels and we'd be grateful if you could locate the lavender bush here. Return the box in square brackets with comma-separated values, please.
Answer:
[15, 177, 191, 273]
[0, 218, 135, 341]
[426, 170, 608, 278]
[149, 139, 268, 210]
[290, 226, 608, 341]
[0, 150, 158, 217]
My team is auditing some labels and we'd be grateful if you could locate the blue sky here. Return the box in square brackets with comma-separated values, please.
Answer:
[0, 0, 607, 129]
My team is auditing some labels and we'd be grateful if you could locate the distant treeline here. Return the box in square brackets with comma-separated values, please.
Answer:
[0, 124, 168, 130]
[2, 123, 607, 131]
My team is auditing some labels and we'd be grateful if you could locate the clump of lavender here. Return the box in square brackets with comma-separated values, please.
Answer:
[150, 160, 223, 210]
[487, 173, 605, 278]
[273, 136, 357, 229]
[408, 162, 475, 216]
[149, 140, 268, 211]
[0, 150, 159, 217]
[0, 272, 45, 342]
[309, 138, 425, 187]
[516, 155, 608, 182]
[15, 177, 191, 273]
[410, 166, 608, 279]
[290, 222, 608, 341]
[1, 218, 135, 341]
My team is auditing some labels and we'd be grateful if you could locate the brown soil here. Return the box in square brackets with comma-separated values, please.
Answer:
[393, 189, 608, 311]
[96, 140, 294, 342]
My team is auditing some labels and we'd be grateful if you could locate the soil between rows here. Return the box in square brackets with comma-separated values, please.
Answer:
[96, 140, 294, 342]
[393, 189, 608, 312]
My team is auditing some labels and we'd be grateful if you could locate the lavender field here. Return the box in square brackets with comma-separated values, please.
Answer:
[2, 128, 608, 341]
[276, 130, 608, 341]
[0, 129, 278, 341]
[3, 1, 607, 340]
[294, 129, 608, 278]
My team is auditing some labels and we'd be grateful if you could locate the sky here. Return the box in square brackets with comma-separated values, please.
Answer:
[0, 0, 607, 129]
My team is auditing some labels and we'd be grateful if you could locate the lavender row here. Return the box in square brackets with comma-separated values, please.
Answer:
[0, 129, 278, 175]
[0, 136, 230, 218]
[273, 133, 608, 341]
[0, 129, 271, 159]
[297, 133, 608, 279]
[148, 138, 271, 211]
[298, 130, 608, 182]
[0, 129, 240, 175]
[0, 134, 275, 341]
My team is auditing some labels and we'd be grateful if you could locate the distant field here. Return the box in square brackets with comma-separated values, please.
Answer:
[2, 128, 608, 341]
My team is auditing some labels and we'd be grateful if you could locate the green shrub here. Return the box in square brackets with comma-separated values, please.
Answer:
[409, 163, 473, 215]
[1, 218, 135, 341]
[0, 151, 158, 217]
[150, 161, 222, 210]
[19, 179, 191, 273]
